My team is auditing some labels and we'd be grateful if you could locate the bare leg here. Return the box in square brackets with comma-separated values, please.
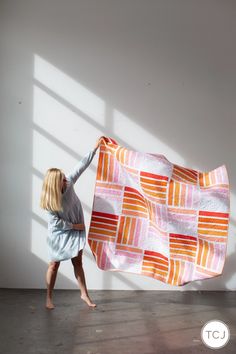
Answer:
[45, 261, 60, 309]
[71, 250, 96, 308]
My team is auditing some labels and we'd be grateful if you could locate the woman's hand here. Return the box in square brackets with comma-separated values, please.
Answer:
[73, 223, 85, 231]
[94, 136, 106, 150]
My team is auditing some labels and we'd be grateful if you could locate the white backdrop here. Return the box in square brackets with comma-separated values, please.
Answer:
[1, 0, 235, 290]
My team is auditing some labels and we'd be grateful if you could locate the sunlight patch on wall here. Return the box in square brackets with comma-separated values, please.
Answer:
[33, 85, 104, 156]
[31, 54, 103, 284]
[34, 54, 105, 125]
[32, 130, 78, 174]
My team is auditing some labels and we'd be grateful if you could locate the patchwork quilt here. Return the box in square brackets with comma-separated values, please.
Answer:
[88, 137, 230, 286]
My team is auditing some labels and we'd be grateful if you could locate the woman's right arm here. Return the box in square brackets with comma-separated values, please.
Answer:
[47, 211, 73, 231]
[66, 148, 97, 185]
[47, 211, 85, 231]
[66, 137, 105, 185]
[73, 223, 85, 231]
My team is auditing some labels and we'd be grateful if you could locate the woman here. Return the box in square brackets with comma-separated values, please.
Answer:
[40, 137, 104, 310]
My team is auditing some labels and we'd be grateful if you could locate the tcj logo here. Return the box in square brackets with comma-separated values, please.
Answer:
[201, 320, 230, 349]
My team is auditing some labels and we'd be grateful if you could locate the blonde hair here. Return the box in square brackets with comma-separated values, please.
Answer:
[40, 168, 64, 212]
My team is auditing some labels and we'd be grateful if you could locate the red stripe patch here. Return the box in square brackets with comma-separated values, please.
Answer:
[140, 171, 169, 181]
[199, 211, 229, 218]
[92, 211, 119, 220]
[144, 250, 169, 261]
[170, 233, 197, 241]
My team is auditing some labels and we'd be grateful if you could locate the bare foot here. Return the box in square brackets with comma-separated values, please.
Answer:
[81, 294, 97, 308]
[46, 298, 55, 310]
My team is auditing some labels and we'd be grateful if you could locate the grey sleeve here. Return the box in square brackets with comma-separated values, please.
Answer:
[47, 211, 73, 231]
[66, 148, 98, 184]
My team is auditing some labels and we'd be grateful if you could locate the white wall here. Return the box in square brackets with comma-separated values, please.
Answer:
[1, 0, 235, 290]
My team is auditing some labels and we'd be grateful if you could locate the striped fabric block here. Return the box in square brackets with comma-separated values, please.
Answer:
[88, 137, 230, 286]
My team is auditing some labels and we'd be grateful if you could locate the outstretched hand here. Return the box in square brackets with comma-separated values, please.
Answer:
[94, 136, 106, 150]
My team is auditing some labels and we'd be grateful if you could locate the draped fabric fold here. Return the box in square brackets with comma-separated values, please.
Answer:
[88, 137, 230, 286]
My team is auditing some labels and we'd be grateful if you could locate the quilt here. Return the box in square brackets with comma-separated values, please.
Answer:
[88, 137, 230, 286]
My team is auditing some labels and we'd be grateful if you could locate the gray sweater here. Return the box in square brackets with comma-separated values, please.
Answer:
[46, 147, 98, 261]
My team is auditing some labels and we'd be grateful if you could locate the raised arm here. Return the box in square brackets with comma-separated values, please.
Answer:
[66, 147, 98, 184]
[47, 210, 73, 231]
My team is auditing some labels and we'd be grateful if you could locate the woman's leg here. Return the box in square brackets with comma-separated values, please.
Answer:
[71, 250, 96, 308]
[45, 261, 60, 309]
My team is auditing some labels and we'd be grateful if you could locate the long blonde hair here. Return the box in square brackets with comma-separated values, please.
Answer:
[40, 168, 64, 212]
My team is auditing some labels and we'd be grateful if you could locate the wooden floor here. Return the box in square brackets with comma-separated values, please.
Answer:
[0, 289, 235, 354]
